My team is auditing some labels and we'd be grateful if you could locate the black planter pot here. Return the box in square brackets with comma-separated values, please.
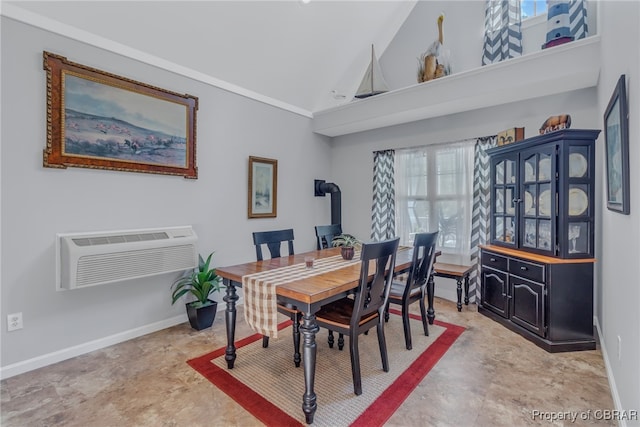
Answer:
[186, 300, 218, 331]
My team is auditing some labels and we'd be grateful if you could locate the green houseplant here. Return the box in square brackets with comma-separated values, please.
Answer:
[171, 252, 222, 330]
[331, 234, 362, 260]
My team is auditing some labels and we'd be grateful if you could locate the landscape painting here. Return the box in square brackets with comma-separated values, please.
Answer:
[43, 52, 198, 178]
[248, 156, 277, 218]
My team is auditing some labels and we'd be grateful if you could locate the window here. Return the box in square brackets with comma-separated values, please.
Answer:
[395, 140, 475, 263]
[521, 0, 547, 19]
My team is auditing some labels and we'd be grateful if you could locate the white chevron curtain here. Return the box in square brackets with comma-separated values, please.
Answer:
[371, 150, 396, 241]
[569, 0, 588, 40]
[469, 136, 497, 303]
[482, 0, 523, 65]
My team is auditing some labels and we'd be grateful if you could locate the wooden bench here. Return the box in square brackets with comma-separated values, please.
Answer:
[433, 262, 474, 312]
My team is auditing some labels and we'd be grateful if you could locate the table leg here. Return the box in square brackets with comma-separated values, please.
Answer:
[464, 275, 470, 306]
[223, 279, 239, 369]
[456, 278, 463, 312]
[300, 312, 319, 424]
[427, 273, 435, 325]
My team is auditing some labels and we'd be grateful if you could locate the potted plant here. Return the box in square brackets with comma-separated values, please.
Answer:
[171, 252, 223, 331]
[331, 234, 362, 260]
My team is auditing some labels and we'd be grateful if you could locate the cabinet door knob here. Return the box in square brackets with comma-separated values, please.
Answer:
[490, 257, 496, 262]
[520, 266, 527, 271]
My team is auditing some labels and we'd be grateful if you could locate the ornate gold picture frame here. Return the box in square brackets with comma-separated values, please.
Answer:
[43, 51, 198, 178]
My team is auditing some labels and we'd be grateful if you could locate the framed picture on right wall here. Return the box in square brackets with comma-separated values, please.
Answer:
[604, 74, 630, 214]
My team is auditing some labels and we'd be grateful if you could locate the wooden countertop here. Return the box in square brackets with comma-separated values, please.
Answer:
[480, 245, 596, 264]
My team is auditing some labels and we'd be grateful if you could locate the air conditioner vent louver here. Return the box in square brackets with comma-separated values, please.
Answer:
[72, 232, 170, 246]
[56, 226, 198, 290]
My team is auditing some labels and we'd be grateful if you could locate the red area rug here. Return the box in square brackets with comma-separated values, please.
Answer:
[188, 309, 464, 427]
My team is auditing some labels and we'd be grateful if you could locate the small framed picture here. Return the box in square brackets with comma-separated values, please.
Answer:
[604, 75, 630, 214]
[248, 156, 277, 218]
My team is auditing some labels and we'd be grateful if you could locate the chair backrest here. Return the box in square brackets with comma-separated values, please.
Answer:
[404, 231, 439, 299]
[351, 237, 400, 327]
[314, 224, 342, 250]
[252, 229, 295, 261]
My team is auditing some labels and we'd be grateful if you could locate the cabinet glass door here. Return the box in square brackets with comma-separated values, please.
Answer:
[493, 157, 517, 246]
[565, 145, 592, 256]
[488, 130, 598, 259]
[521, 148, 555, 255]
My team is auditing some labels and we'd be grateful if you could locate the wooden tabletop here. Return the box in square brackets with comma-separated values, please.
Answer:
[217, 246, 415, 306]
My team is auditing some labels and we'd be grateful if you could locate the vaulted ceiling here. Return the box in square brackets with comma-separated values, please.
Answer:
[7, 1, 417, 115]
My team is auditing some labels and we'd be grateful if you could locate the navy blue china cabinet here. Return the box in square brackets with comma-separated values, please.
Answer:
[480, 129, 600, 352]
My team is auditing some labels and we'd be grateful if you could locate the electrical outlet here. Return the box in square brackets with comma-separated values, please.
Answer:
[617, 335, 622, 361]
[7, 312, 23, 331]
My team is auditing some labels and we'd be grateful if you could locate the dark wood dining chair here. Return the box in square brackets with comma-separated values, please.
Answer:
[386, 231, 439, 350]
[252, 228, 302, 367]
[314, 224, 343, 346]
[314, 237, 400, 396]
[314, 224, 342, 250]
[253, 229, 295, 261]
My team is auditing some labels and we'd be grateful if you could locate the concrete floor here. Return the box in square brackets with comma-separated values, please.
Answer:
[0, 298, 616, 426]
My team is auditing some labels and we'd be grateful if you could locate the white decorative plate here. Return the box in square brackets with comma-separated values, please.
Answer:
[539, 189, 551, 216]
[525, 162, 535, 182]
[525, 191, 534, 215]
[538, 158, 551, 180]
[569, 153, 588, 178]
[569, 188, 589, 216]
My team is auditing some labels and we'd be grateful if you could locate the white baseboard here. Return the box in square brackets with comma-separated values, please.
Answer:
[594, 316, 626, 427]
[0, 314, 187, 380]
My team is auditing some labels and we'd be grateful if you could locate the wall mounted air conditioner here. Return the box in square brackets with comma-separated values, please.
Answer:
[56, 226, 198, 291]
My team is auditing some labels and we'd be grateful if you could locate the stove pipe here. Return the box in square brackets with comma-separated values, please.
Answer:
[314, 180, 341, 226]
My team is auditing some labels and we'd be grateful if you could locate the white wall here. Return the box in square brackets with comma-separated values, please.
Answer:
[596, 0, 640, 417]
[380, 1, 598, 92]
[332, 0, 639, 418]
[379, 0, 485, 91]
[329, 88, 598, 259]
[329, 88, 599, 302]
[2, 2, 639, 415]
[0, 16, 333, 375]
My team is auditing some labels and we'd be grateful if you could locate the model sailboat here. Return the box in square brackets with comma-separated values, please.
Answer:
[354, 45, 389, 99]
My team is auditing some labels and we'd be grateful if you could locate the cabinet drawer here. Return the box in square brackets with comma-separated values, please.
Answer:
[482, 252, 508, 271]
[509, 259, 545, 283]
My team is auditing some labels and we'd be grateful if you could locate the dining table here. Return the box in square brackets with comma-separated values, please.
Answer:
[215, 245, 439, 424]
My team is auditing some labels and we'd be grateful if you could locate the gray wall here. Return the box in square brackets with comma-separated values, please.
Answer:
[379, 1, 597, 92]
[330, 90, 599, 245]
[596, 0, 640, 417]
[332, 0, 639, 418]
[2, 0, 639, 416]
[379, 0, 485, 91]
[1, 17, 333, 370]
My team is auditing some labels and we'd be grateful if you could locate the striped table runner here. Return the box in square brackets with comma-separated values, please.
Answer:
[242, 253, 361, 338]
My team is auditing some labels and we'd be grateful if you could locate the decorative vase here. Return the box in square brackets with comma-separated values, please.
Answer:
[186, 300, 218, 331]
[341, 246, 355, 260]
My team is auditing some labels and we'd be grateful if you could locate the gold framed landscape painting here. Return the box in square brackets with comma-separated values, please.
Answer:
[248, 156, 277, 218]
[43, 51, 198, 178]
